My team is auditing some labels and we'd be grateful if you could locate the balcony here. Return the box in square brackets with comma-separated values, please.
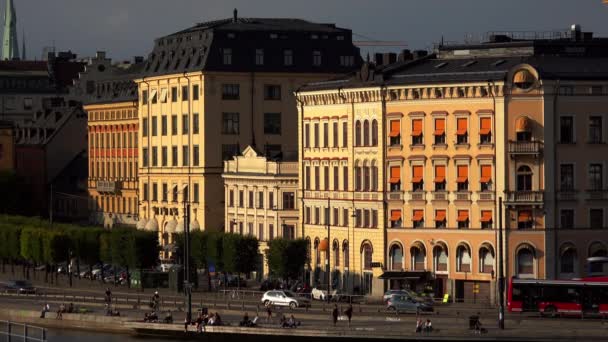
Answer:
[432, 191, 448, 201]
[557, 190, 578, 201]
[477, 191, 495, 201]
[387, 191, 405, 201]
[504, 191, 544, 206]
[586, 189, 608, 201]
[455, 191, 471, 201]
[508, 140, 543, 157]
[408, 191, 427, 202]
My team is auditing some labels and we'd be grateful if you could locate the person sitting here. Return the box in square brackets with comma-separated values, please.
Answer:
[239, 312, 250, 327]
[213, 313, 223, 326]
[148, 312, 159, 322]
[424, 319, 433, 333]
[280, 315, 288, 328]
[287, 315, 298, 328]
[207, 314, 215, 326]
[415, 318, 423, 333]
[164, 311, 173, 324]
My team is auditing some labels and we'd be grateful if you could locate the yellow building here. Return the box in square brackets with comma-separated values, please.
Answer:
[223, 146, 299, 279]
[78, 52, 143, 228]
[0, 121, 15, 171]
[135, 12, 361, 256]
[298, 26, 608, 301]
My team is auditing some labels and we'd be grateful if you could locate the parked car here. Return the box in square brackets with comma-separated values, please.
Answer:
[383, 289, 433, 305]
[386, 294, 433, 313]
[3, 280, 37, 294]
[311, 286, 336, 301]
[159, 263, 182, 272]
[261, 290, 311, 309]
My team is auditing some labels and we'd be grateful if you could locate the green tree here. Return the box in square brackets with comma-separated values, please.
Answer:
[266, 239, 308, 281]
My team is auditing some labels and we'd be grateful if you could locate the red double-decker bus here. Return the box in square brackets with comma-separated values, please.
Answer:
[507, 277, 608, 316]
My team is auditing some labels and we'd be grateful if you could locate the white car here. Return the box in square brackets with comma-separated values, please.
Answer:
[311, 287, 338, 301]
[261, 290, 310, 309]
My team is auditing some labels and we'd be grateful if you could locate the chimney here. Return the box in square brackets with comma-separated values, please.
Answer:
[374, 53, 383, 66]
[412, 50, 428, 59]
[571, 24, 582, 41]
[233, 8, 238, 22]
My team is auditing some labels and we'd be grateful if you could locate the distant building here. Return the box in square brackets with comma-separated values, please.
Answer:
[135, 10, 361, 245]
[2, 0, 19, 60]
[297, 25, 608, 300]
[222, 145, 299, 278]
[75, 51, 144, 228]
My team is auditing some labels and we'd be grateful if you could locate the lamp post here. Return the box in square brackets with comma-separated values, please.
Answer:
[325, 197, 332, 303]
[498, 196, 505, 330]
[183, 199, 192, 324]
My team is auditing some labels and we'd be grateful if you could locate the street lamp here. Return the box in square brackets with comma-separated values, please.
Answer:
[498, 196, 505, 330]
[325, 196, 331, 303]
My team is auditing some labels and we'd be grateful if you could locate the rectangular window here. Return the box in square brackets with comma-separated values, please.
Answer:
[192, 84, 199, 100]
[142, 147, 149, 167]
[343, 208, 349, 226]
[222, 84, 240, 100]
[248, 191, 254, 209]
[269, 192, 274, 209]
[229, 190, 234, 207]
[269, 224, 274, 240]
[222, 48, 232, 65]
[322, 123, 329, 148]
[142, 90, 148, 104]
[282, 192, 295, 209]
[151, 117, 158, 136]
[284, 50, 293, 66]
[162, 183, 168, 202]
[255, 49, 264, 65]
[480, 165, 492, 191]
[181, 85, 189, 101]
[151, 89, 157, 104]
[411, 119, 423, 145]
[304, 124, 310, 148]
[480, 117, 492, 144]
[263, 85, 281, 100]
[193, 183, 199, 203]
[314, 123, 319, 147]
[435, 210, 447, 228]
[171, 87, 178, 102]
[182, 114, 189, 134]
[332, 122, 338, 148]
[481, 210, 493, 229]
[342, 122, 348, 147]
[313, 50, 322, 66]
[560, 164, 574, 190]
[434, 165, 446, 191]
[560, 116, 574, 143]
[456, 118, 468, 144]
[590, 209, 604, 228]
[589, 116, 603, 143]
[343, 166, 348, 191]
[221, 144, 240, 161]
[589, 164, 603, 190]
[171, 115, 178, 135]
[264, 113, 281, 134]
[314, 166, 320, 190]
[434, 118, 446, 145]
[222, 113, 239, 134]
[173, 185, 178, 203]
[143, 183, 148, 200]
[152, 183, 158, 202]
[161, 146, 167, 166]
[457, 165, 469, 191]
[389, 166, 401, 191]
[457, 210, 469, 229]
[560, 209, 574, 229]
[193, 145, 199, 166]
[412, 165, 424, 191]
[517, 210, 533, 229]
[193, 113, 199, 134]
[182, 146, 189, 166]
[161, 115, 167, 136]
[258, 223, 264, 241]
[339, 55, 355, 67]
[239, 191, 244, 208]
[412, 210, 424, 229]
[333, 166, 339, 190]
[324, 166, 329, 191]
[142, 118, 149, 137]
[171, 146, 178, 166]
[258, 192, 264, 209]
[305, 166, 310, 190]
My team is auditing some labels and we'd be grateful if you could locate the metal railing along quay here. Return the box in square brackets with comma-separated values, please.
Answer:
[0, 320, 46, 342]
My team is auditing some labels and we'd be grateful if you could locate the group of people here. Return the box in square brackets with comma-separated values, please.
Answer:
[415, 318, 433, 333]
[279, 314, 299, 328]
[332, 304, 354, 327]
[40, 303, 76, 319]
[189, 311, 224, 332]
[239, 312, 259, 327]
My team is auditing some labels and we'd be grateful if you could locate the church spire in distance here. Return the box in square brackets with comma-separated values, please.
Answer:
[2, 0, 20, 60]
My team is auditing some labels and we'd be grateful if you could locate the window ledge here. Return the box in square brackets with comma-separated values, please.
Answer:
[409, 144, 425, 150]
[455, 143, 470, 149]
[432, 143, 448, 150]
[478, 143, 494, 149]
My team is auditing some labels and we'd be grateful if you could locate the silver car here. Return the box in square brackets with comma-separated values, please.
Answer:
[261, 290, 310, 309]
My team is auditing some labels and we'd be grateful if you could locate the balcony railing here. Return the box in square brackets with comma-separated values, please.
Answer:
[387, 191, 405, 201]
[557, 190, 578, 201]
[432, 191, 448, 201]
[508, 140, 543, 156]
[586, 189, 608, 201]
[504, 190, 544, 204]
[477, 191, 495, 201]
[455, 191, 471, 201]
[408, 191, 426, 201]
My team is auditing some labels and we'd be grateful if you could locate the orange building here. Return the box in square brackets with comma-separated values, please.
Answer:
[299, 25, 608, 302]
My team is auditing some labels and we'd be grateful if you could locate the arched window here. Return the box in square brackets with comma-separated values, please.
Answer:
[517, 165, 532, 191]
[589, 242, 607, 257]
[343, 241, 349, 269]
[559, 245, 577, 275]
[479, 244, 495, 274]
[362, 242, 373, 270]
[333, 240, 340, 267]
[433, 244, 448, 272]
[411, 243, 426, 271]
[363, 120, 370, 146]
[389, 244, 403, 270]
[371, 161, 378, 191]
[456, 244, 471, 272]
[355, 121, 362, 147]
[517, 245, 535, 277]
[363, 161, 370, 191]
[371, 120, 378, 146]
[354, 161, 361, 191]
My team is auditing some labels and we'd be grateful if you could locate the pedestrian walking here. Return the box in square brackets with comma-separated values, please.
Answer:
[105, 288, 112, 304]
[332, 304, 339, 327]
[344, 304, 353, 327]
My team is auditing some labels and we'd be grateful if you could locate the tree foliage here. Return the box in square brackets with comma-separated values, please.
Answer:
[266, 238, 308, 280]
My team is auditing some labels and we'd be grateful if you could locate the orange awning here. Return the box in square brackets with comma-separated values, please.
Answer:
[412, 210, 424, 222]
[433, 118, 445, 136]
[412, 165, 423, 183]
[515, 116, 530, 132]
[390, 210, 402, 221]
[480, 211, 493, 223]
[480, 118, 492, 135]
[457, 210, 469, 222]
[457, 165, 468, 183]
[457, 118, 468, 135]
[319, 238, 329, 252]
[434, 165, 446, 183]
[435, 210, 446, 222]
[389, 120, 401, 137]
[411, 119, 423, 137]
[389, 166, 401, 184]
[480, 165, 492, 183]
[518, 210, 532, 223]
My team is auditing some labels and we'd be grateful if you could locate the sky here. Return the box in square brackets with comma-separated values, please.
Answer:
[7, 0, 608, 61]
